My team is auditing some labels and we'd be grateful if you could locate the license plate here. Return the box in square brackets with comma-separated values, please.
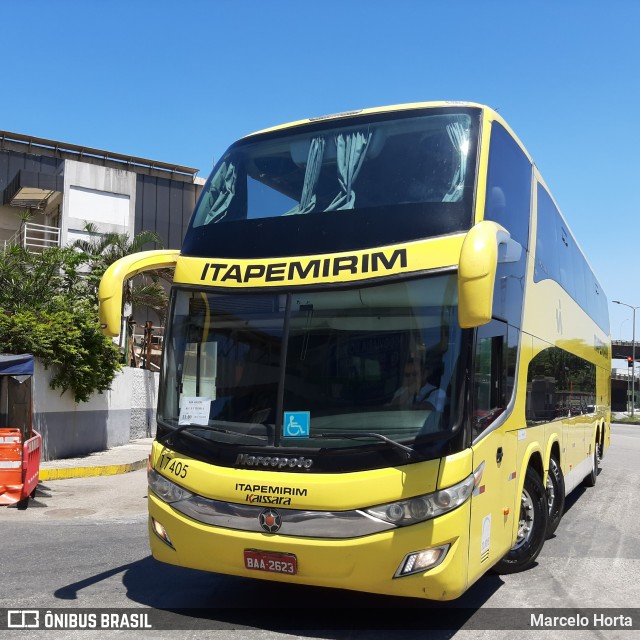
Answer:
[244, 549, 297, 575]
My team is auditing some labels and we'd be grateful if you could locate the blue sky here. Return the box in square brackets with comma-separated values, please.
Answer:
[3, 0, 639, 360]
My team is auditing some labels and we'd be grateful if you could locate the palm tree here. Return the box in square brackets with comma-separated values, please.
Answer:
[73, 221, 173, 323]
[71, 222, 174, 367]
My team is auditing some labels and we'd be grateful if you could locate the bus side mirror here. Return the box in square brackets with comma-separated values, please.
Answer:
[458, 221, 522, 329]
[98, 250, 180, 336]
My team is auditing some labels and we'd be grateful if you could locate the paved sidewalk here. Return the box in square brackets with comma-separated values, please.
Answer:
[39, 438, 154, 480]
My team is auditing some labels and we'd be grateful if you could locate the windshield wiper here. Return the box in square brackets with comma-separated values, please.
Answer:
[310, 432, 416, 459]
[160, 423, 269, 446]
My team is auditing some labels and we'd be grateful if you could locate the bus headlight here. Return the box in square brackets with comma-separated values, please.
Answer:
[363, 474, 474, 526]
[394, 544, 450, 577]
[151, 517, 175, 548]
[148, 468, 193, 504]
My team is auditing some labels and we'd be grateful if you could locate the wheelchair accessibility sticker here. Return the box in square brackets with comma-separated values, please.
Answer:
[283, 411, 310, 438]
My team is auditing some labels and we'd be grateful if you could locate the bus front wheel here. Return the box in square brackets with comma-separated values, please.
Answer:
[493, 467, 548, 575]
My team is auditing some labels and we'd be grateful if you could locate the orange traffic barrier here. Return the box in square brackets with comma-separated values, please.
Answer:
[0, 353, 39, 508]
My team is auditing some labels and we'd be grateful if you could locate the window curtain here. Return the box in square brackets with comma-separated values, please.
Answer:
[284, 137, 326, 215]
[325, 131, 372, 211]
[203, 161, 237, 224]
[442, 122, 469, 203]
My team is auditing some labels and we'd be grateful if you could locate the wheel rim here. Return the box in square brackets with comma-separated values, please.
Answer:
[513, 487, 535, 550]
[546, 473, 555, 512]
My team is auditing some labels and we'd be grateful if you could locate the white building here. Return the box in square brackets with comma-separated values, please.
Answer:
[1, 129, 205, 254]
[0, 130, 206, 459]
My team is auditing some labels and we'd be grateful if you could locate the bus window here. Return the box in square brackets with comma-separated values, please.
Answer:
[194, 113, 475, 225]
[526, 346, 596, 424]
[484, 121, 532, 250]
[183, 108, 481, 259]
[472, 320, 514, 438]
[526, 345, 562, 424]
[534, 184, 609, 334]
[160, 274, 465, 460]
[534, 184, 559, 283]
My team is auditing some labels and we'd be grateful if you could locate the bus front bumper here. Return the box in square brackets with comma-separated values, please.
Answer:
[148, 492, 471, 601]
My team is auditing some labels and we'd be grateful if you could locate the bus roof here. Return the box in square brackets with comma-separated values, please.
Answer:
[242, 100, 534, 169]
[245, 100, 495, 138]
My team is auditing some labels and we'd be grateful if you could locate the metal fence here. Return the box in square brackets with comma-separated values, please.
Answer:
[2, 222, 60, 252]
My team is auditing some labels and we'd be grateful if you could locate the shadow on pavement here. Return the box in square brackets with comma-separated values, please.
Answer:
[53, 554, 505, 636]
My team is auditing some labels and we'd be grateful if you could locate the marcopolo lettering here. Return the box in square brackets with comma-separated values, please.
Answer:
[235, 453, 313, 469]
[199, 248, 408, 284]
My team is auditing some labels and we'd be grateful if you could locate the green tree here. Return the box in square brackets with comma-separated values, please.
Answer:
[0, 225, 171, 402]
[0, 245, 121, 402]
[0, 306, 121, 403]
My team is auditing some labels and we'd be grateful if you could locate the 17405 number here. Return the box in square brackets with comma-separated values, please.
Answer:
[158, 453, 189, 479]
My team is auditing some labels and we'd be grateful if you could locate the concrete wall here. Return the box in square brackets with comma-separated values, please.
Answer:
[61, 159, 136, 244]
[33, 362, 158, 461]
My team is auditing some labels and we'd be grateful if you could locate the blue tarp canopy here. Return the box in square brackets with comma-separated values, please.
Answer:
[0, 354, 34, 376]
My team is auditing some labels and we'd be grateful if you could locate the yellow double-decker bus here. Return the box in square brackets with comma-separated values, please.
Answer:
[99, 101, 610, 600]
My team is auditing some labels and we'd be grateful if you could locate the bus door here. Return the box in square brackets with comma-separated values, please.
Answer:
[467, 321, 518, 579]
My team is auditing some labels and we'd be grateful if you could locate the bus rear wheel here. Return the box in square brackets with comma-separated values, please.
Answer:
[582, 446, 598, 487]
[493, 467, 548, 575]
[545, 457, 565, 538]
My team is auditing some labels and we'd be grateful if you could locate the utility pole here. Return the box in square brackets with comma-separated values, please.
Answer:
[614, 301, 638, 417]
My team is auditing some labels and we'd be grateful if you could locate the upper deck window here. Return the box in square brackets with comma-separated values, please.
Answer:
[534, 184, 609, 334]
[183, 108, 480, 259]
[483, 121, 532, 250]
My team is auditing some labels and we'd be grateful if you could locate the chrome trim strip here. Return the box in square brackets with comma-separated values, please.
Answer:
[171, 494, 396, 539]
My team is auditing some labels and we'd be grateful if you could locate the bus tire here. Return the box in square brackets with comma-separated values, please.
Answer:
[493, 467, 548, 575]
[545, 457, 564, 538]
[582, 446, 598, 487]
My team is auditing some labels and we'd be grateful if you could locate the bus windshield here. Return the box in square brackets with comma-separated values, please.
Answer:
[183, 108, 480, 258]
[160, 274, 464, 462]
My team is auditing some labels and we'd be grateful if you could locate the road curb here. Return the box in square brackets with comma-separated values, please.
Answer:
[39, 458, 148, 481]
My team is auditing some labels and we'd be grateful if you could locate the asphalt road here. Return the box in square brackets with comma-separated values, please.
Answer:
[1, 424, 638, 639]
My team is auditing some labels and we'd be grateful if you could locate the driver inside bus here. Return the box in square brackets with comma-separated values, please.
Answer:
[388, 358, 422, 408]
[389, 357, 446, 412]
[414, 360, 447, 413]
